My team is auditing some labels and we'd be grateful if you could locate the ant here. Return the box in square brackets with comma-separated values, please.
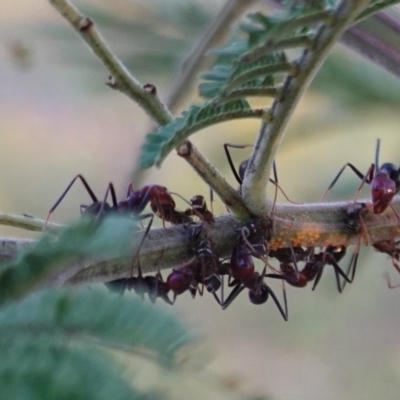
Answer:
[186, 224, 227, 300]
[183, 195, 214, 223]
[219, 241, 288, 320]
[105, 267, 173, 305]
[46, 174, 192, 226]
[223, 143, 295, 204]
[321, 138, 400, 215]
[266, 244, 351, 293]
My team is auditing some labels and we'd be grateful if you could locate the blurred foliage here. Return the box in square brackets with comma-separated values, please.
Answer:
[37, 1, 210, 81]
[0, 287, 191, 400]
[312, 48, 400, 108]
[0, 215, 141, 304]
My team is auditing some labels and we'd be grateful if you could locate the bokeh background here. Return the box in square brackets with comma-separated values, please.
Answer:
[2, 1, 400, 399]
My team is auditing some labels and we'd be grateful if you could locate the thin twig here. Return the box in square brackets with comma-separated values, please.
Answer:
[164, 0, 259, 111]
[49, 0, 173, 125]
[0, 213, 63, 234]
[242, 0, 370, 217]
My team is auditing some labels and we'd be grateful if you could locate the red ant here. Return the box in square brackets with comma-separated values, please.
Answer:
[45, 174, 192, 226]
[267, 244, 352, 293]
[219, 242, 288, 320]
[183, 195, 214, 223]
[321, 139, 400, 214]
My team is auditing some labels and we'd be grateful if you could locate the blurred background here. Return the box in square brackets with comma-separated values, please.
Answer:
[2, 1, 400, 399]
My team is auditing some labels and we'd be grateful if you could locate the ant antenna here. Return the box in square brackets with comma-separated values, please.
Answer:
[375, 138, 381, 173]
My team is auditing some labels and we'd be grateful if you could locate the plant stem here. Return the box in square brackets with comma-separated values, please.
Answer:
[49, 0, 173, 125]
[0, 213, 63, 234]
[2, 197, 398, 287]
[176, 142, 251, 219]
[242, 0, 370, 217]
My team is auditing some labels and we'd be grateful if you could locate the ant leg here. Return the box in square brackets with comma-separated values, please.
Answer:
[209, 187, 214, 216]
[340, 248, 359, 292]
[289, 240, 301, 280]
[95, 182, 118, 220]
[130, 213, 154, 276]
[384, 272, 400, 289]
[266, 285, 288, 321]
[223, 143, 253, 184]
[270, 161, 279, 219]
[221, 282, 245, 310]
[268, 161, 299, 205]
[46, 174, 98, 226]
[329, 258, 352, 294]
[126, 183, 134, 197]
[352, 164, 375, 203]
[375, 138, 381, 171]
[154, 270, 174, 305]
[320, 163, 370, 202]
[311, 263, 324, 291]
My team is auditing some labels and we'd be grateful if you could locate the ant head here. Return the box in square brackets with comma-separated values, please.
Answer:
[148, 185, 176, 208]
[380, 163, 399, 182]
[204, 275, 221, 293]
[371, 171, 396, 214]
[325, 245, 346, 263]
[190, 195, 205, 208]
[248, 284, 269, 305]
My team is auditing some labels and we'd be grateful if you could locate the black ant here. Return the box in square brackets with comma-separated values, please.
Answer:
[223, 143, 295, 204]
[321, 138, 400, 215]
[105, 267, 173, 305]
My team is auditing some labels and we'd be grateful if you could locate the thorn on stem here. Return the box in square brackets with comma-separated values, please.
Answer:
[143, 83, 157, 95]
[79, 17, 93, 32]
[177, 141, 192, 158]
[106, 75, 117, 88]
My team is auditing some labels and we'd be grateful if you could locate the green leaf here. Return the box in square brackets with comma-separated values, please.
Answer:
[0, 342, 143, 400]
[139, 99, 264, 169]
[0, 287, 191, 399]
[0, 215, 141, 304]
[0, 288, 192, 359]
